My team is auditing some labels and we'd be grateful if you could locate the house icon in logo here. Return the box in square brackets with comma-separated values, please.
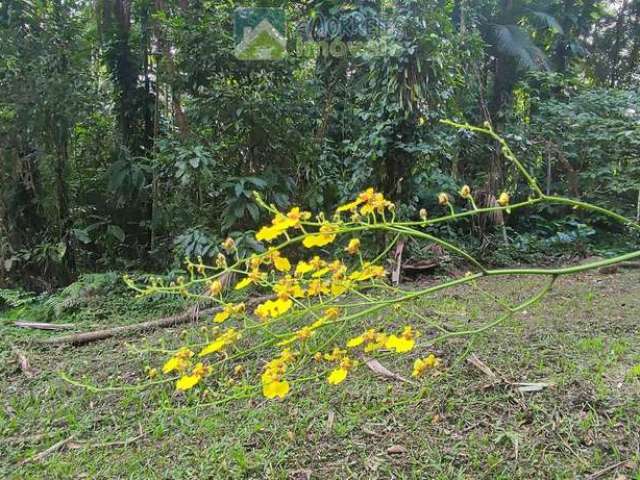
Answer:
[234, 8, 286, 61]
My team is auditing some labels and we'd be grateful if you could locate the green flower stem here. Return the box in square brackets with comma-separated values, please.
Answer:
[441, 119, 544, 197]
[370, 232, 401, 265]
[430, 276, 556, 344]
[393, 199, 543, 227]
[484, 249, 640, 276]
[542, 195, 640, 231]
[60, 371, 176, 392]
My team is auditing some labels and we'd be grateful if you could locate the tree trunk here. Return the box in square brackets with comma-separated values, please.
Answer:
[610, 0, 629, 87]
[154, 0, 189, 138]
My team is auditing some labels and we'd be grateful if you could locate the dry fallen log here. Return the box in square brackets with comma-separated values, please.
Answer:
[15, 321, 74, 331]
[36, 295, 270, 347]
[598, 261, 640, 274]
[36, 306, 211, 346]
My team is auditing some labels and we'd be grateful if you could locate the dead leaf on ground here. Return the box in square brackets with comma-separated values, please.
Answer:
[365, 358, 415, 385]
[515, 382, 553, 393]
[466, 354, 498, 379]
[361, 425, 383, 437]
[326, 410, 335, 432]
[387, 444, 408, 455]
[13, 348, 37, 378]
[289, 469, 312, 480]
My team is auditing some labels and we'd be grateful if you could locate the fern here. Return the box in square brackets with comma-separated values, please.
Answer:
[0, 288, 39, 308]
[44, 272, 122, 317]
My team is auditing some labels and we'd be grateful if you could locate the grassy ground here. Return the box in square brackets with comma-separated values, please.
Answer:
[1, 270, 640, 479]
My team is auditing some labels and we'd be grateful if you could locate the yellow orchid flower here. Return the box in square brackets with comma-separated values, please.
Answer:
[327, 367, 348, 385]
[302, 224, 337, 248]
[438, 192, 450, 206]
[412, 354, 441, 377]
[263, 379, 290, 399]
[295, 260, 314, 276]
[345, 238, 361, 255]
[176, 374, 201, 391]
[199, 329, 240, 356]
[162, 356, 188, 374]
[176, 362, 212, 391]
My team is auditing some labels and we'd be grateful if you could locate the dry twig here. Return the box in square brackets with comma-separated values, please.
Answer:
[18, 435, 75, 465]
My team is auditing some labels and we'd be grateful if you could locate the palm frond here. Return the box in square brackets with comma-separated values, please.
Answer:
[526, 9, 564, 35]
[491, 24, 550, 71]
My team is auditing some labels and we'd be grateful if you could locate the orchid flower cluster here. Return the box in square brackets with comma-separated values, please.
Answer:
[137, 187, 439, 400]
[126, 121, 640, 403]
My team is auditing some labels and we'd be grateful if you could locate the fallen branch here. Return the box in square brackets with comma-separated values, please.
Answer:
[467, 354, 553, 393]
[15, 321, 74, 331]
[68, 433, 145, 450]
[585, 460, 630, 480]
[5, 432, 58, 445]
[34, 306, 207, 346]
[18, 435, 75, 465]
[36, 295, 270, 347]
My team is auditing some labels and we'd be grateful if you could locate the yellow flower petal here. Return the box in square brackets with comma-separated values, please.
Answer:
[271, 298, 293, 317]
[412, 354, 440, 377]
[302, 226, 337, 248]
[176, 374, 201, 391]
[311, 267, 330, 278]
[214, 309, 231, 323]
[336, 198, 364, 213]
[256, 224, 284, 242]
[162, 357, 187, 374]
[302, 235, 320, 248]
[273, 256, 291, 272]
[328, 367, 348, 385]
[364, 341, 385, 352]
[385, 335, 415, 353]
[295, 261, 313, 275]
[209, 280, 223, 296]
[199, 339, 225, 357]
[330, 280, 350, 296]
[345, 238, 361, 255]
[412, 361, 424, 378]
[263, 380, 290, 399]
[254, 301, 271, 319]
[234, 277, 253, 290]
[346, 336, 364, 348]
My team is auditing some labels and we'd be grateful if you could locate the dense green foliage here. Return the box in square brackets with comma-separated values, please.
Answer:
[1, 0, 638, 289]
